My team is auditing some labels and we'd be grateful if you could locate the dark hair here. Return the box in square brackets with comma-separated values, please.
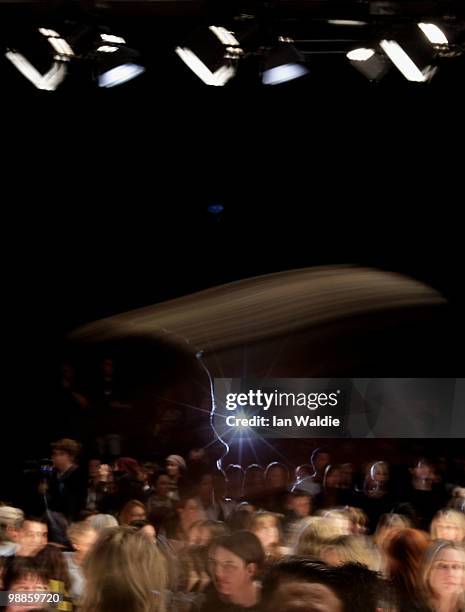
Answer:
[129, 519, 152, 530]
[2, 556, 47, 591]
[210, 531, 265, 569]
[227, 508, 253, 533]
[23, 515, 48, 526]
[34, 543, 72, 592]
[262, 556, 384, 612]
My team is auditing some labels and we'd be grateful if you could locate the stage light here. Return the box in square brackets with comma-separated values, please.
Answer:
[379, 24, 440, 82]
[175, 26, 244, 86]
[94, 33, 145, 88]
[261, 41, 309, 86]
[346, 46, 390, 81]
[5, 27, 74, 91]
[417, 23, 448, 45]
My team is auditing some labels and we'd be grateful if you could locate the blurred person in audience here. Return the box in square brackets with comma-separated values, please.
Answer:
[385, 527, 430, 611]
[261, 556, 385, 612]
[80, 526, 167, 612]
[294, 510, 350, 559]
[263, 462, 289, 513]
[295, 447, 332, 497]
[353, 460, 393, 533]
[225, 466, 245, 503]
[374, 513, 412, 550]
[249, 511, 285, 563]
[431, 510, 465, 543]
[130, 519, 156, 542]
[34, 543, 73, 609]
[315, 464, 347, 510]
[198, 473, 232, 521]
[87, 513, 118, 533]
[147, 472, 174, 514]
[242, 465, 265, 505]
[113, 458, 146, 506]
[43, 439, 87, 521]
[63, 522, 98, 602]
[188, 520, 228, 547]
[15, 517, 48, 557]
[3, 557, 49, 612]
[421, 540, 465, 612]
[282, 490, 313, 543]
[169, 493, 206, 549]
[346, 507, 369, 535]
[321, 534, 384, 573]
[227, 507, 254, 534]
[201, 531, 264, 611]
[404, 458, 448, 530]
[294, 464, 313, 481]
[0, 507, 24, 557]
[119, 500, 147, 526]
[165, 455, 188, 501]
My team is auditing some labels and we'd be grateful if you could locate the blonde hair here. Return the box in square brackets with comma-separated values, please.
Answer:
[431, 509, 465, 541]
[294, 516, 345, 558]
[421, 540, 465, 609]
[250, 511, 280, 532]
[321, 534, 384, 573]
[80, 526, 167, 612]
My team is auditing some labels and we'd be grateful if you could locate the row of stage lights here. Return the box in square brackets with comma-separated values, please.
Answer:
[3, 17, 463, 91]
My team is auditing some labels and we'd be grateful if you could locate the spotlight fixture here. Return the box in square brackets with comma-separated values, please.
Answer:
[93, 33, 145, 88]
[261, 40, 309, 85]
[379, 23, 442, 82]
[346, 46, 390, 81]
[175, 25, 244, 86]
[5, 27, 74, 91]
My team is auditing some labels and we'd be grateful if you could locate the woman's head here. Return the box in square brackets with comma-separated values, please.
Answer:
[81, 526, 167, 612]
[386, 528, 430, 599]
[250, 512, 281, 551]
[188, 520, 228, 547]
[120, 500, 147, 526]
[68, 522, 98, 565]
[422, 541, 465, 604]
[265, 462, 289, 490]
[176, 495, 206, 534]
[165, 455, 186, 479]
[431, 509, 465, 542]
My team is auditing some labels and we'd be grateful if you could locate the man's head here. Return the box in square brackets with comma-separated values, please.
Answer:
[17, 517, 48, 557]
[288, 491, 312, 518]
[208, 531, 265, 600]
[51, 438, 81, 471]
[261, 557, 383, 612]
[311, 447, 331, 475]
